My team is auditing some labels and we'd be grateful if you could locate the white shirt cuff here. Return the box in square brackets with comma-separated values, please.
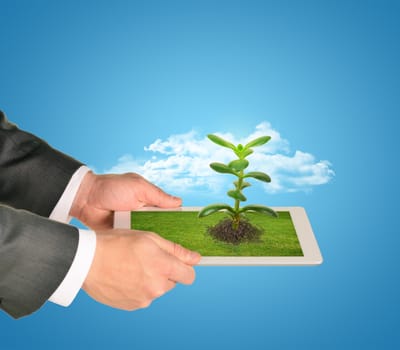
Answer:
[48, 165, 97, 307]
[50, 165, 91, 223]
[48, 229, 96, 306]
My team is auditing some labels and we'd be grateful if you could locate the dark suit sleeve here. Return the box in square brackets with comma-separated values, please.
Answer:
[0, 110, 83, 216]
[0, 205, 79, 318]
[0, 110, 83, 318]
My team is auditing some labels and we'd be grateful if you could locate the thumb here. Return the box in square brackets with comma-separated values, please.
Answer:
[147, 233, 201, 265]
[141, 181, 182, 208]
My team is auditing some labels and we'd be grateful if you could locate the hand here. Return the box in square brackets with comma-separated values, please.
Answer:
[70, 171, 181, 229]
[83, 229, 201, 311]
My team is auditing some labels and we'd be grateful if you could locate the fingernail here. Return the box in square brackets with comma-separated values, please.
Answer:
[172, 196, 182, 203]
[191, 251, 201, 260]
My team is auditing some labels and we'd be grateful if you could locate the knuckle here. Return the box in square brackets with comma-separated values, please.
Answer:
[151, 289, 164, 299]
[173, 243, 193, 262]
[147, 282, 166, 299]
[119, 301, 139, 311]
[126, 304, 138, 312]
[127, 172, 141, 179]
[173, 242, 184, 256]
[138, 299, 152, 309]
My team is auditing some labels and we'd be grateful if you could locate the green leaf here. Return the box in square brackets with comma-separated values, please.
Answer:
[234, 180, 252, 189]
[244, 136, 271, 149]
[227, 190, 247, 201]
[241, 181, 252, 189]
[207, 134, 236, 151]
[239, 205, 278, 218]
[240, 148, 254, 158]
[210, 162, 237, 175]
[244, 171, 271, 183]
[198, 203, 235, 218]
[228, 159, 249, 171]
[237, 144, 244, 151]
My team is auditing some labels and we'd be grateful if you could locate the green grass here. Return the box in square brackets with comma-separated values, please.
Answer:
[131, 211, 303, 257]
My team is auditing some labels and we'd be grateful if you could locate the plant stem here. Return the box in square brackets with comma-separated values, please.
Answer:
[233, 170, 244, 230]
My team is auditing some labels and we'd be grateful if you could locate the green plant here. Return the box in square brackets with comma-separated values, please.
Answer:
[198, 134, 278, 232]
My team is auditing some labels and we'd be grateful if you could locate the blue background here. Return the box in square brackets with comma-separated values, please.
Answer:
[1, 0, 399, 349]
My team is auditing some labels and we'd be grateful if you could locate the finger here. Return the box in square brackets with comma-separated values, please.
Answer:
[166, 256, 196, 285]
[150, 279, 176, 300]
[147, 233, 201, 265]
[140, 179, 182, 208]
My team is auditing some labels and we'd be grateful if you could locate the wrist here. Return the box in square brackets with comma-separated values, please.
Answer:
[70, 171, 97, 219]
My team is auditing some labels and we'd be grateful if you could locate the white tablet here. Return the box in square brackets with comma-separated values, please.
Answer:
[114, 207, 323, 266]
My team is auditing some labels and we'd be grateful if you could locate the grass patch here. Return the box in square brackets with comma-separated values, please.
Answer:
[131, 211, 303, 257]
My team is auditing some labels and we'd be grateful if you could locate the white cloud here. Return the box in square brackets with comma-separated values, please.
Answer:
[105, 122, 334, 195]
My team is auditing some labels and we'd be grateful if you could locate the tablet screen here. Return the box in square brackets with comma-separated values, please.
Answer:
[130, 210, 303, 257]
[114, 207, 322, 265]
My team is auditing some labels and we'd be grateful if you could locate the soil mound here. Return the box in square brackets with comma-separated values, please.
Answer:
[208, 218, 263, 244]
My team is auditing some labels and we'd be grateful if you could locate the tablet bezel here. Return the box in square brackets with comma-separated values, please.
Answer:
[114, 206, 323, 266]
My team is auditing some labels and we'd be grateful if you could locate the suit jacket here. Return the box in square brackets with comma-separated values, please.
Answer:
[0, 110, 83, 318]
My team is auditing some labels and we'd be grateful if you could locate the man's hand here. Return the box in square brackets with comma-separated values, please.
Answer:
[70, 171, 202, 311]
[83, 229, 201, 311]
[70, 172, 181, 229]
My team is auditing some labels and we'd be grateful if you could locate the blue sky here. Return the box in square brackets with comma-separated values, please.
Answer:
[1, 0, 400, 349]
